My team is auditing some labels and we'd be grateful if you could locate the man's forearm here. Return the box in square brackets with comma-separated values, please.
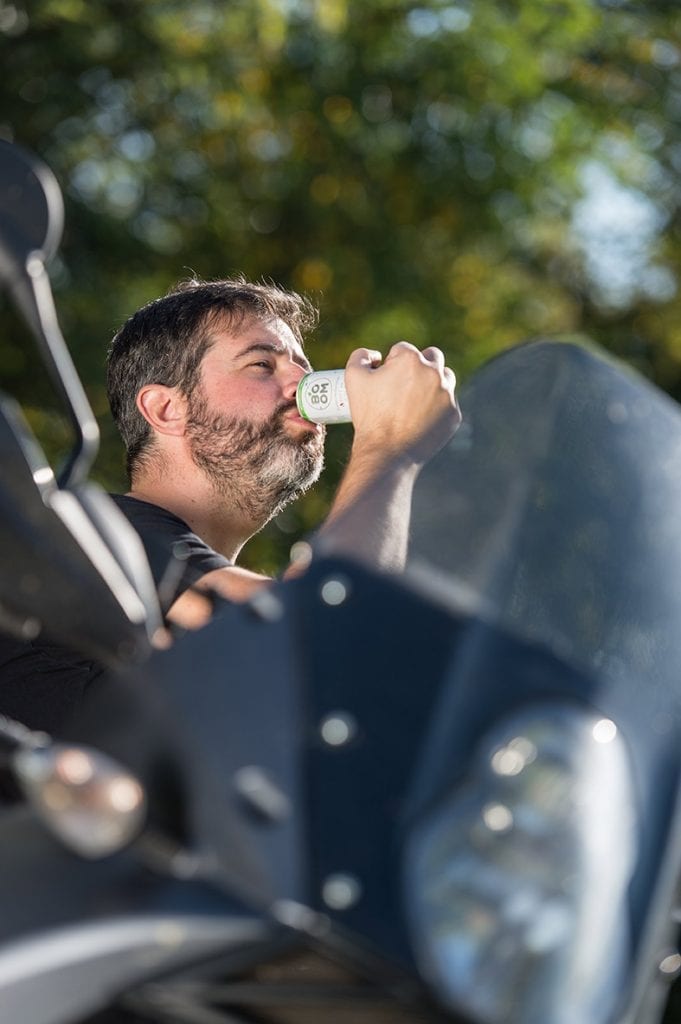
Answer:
[314, 446, 420, 573]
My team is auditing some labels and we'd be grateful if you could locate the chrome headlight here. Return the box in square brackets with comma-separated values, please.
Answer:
[404, 703, 637, 1024]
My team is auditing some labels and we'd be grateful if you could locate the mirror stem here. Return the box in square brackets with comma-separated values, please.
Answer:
[11, 255, 99, 488]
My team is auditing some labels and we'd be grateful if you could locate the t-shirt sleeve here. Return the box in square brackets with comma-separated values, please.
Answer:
[110, 495, 231, 612]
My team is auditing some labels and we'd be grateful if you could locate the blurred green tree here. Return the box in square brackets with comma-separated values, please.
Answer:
[1, 0, 680, 572]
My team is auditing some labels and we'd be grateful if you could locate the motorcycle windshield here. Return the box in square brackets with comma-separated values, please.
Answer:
[398, 340, 681, 1021]
[408, 338, 681, 713]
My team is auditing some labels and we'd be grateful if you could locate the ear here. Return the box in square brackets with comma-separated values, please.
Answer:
[136, 384, 188, 438]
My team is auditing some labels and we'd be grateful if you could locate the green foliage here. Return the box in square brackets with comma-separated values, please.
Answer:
[1, 0, 681, 570]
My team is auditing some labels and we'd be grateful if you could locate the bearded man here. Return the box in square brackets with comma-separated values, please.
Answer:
[105, 276, 461, 627]
[0, 275, 460, 737]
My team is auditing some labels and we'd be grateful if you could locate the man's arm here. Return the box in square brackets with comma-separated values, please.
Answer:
[165, 564, 271, 628]
[166, 341, 460, 625]
[311, 341, 460, 572]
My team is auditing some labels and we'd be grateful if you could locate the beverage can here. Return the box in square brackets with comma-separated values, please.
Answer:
[296, 369, 351, 424]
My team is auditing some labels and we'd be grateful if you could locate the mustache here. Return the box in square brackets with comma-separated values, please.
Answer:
[274, 400, 298, 420]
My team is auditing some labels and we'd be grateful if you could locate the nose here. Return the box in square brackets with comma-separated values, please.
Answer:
[282, 362, 308, 401]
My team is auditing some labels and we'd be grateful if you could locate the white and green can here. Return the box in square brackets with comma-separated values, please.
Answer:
[296, 369, 352, 424]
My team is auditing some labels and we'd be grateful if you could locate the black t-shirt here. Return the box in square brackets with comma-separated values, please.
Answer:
[109, 494, 231, 612]
[0, 494, 230, 736]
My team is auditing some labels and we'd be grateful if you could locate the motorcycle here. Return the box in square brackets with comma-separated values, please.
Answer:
[0, 139, 680, 1024]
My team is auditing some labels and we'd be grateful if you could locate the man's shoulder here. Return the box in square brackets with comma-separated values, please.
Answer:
[108, 493, 231, 608]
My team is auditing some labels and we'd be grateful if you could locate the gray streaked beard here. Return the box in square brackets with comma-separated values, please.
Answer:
[185, 392, 325, 524]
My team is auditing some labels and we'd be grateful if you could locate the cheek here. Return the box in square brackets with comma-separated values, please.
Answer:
[205, 380, 280, 419]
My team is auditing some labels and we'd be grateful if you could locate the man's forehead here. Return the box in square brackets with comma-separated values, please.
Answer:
[209, 313, 305, 358]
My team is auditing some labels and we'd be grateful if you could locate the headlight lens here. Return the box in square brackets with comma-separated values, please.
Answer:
[405, 703, 637, 1024]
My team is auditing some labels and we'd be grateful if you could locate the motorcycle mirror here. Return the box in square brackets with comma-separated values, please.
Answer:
[0, 139, 98, 486]
[0, 137, 64, 284]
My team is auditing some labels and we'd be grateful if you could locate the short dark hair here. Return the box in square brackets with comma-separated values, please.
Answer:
[106, 276, 318, 479]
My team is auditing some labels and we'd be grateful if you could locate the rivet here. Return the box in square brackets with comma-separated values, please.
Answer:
[320, 577, 350, 606]
[320, 711, 357, 747]
[321, 873, 362, 910]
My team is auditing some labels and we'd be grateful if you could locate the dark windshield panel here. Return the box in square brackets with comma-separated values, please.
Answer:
[410, 341, 681, 715]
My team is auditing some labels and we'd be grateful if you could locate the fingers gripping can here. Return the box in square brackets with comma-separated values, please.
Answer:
[296, 369, 351, 424]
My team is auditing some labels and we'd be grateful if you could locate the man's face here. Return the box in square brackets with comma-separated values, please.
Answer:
[184, 315, 326, 522]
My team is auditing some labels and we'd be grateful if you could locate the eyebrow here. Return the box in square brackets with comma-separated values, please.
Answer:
[235, 341, 311, 370]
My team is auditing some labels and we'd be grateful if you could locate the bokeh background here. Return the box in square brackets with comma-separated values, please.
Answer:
[2, 0, 681, 573]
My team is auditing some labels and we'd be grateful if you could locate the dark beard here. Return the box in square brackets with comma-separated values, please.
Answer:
[185, 391, 325, 524]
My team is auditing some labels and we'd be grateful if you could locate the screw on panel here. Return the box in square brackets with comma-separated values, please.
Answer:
[319, 711, 358, 748]
[320, 576, 351, 606]
[321, 873, 362, 910]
